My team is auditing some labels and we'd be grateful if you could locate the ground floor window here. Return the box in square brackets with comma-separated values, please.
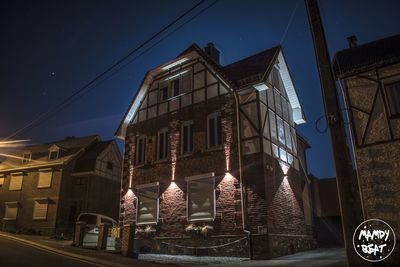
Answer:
[136, 182, 159, 225]
[4, 202, 19, 220]
[186, 173, 215, 222]
[33, 199, 49, 220]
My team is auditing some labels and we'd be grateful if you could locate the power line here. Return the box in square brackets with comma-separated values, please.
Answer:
[4, 0, 214, 140]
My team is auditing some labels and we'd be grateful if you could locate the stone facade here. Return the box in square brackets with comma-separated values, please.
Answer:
[341, 63, 400, 265]
[118, 43, 315, 258]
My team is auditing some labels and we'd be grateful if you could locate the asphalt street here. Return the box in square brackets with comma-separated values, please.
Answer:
[0, 235, 104, 267]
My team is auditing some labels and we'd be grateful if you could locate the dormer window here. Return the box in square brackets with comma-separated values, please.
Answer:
[48, 145, 60, 160]
[22, 153, 31, 164]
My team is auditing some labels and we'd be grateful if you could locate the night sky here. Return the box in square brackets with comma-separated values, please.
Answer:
[1, 0, 399, 178]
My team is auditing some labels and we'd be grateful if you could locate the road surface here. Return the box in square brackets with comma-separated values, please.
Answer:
[0, 235, 104, 267]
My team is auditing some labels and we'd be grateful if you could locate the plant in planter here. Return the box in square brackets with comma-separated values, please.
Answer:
[185, 223, 213, 237]
[135, 225, 156, 238]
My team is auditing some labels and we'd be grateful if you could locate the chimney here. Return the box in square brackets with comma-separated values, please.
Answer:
[347, 35, 358, 48]
[204, 43, 220, 64]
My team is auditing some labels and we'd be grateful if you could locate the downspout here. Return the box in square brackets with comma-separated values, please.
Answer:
[232, 90, 247, 232]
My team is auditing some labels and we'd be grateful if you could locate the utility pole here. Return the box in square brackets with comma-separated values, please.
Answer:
[305, 0, 365, 266]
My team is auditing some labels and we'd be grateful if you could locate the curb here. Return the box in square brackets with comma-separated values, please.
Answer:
[0, 232, 131, 267]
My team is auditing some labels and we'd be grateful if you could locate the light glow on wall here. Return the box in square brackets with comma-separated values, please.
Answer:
[279, 161, 290, 176]
[164, 70, 189, 81]
[169, 120, 180, 181]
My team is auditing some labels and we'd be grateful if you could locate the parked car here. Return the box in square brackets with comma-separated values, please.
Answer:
[77, 213, 118, 249]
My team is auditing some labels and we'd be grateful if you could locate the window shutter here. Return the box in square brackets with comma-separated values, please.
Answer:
[137, 184, 159, 225]
[38, 171, 52, 188]
[9, 174, 23, 190]
[187, 175, 215, 222]
[33, 200, 49, 220]
[4, 202, 18, 220]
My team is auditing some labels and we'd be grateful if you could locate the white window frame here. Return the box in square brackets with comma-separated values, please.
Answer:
[22, 153, 31, 164]
[136, 182, 159, 225]
[4, 202, 19, 220]
[38, 169, 53, 188]
[181, 120, 194, 155]
[32, 199, 49, 220]
[135, 135, 146, 166]
[9, 173, 23, 191]
[207, 112, 222, 149]
[157, 128, 168, 161]
[186, 172, 216, 222]
[48, 149, 59, 160]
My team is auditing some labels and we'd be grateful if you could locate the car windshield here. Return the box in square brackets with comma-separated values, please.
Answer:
[78, 214, 97, 225]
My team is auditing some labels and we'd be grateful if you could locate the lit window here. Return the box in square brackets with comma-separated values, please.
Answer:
[157, 128, 168, 160]
[277, 116, 285, 145]
[38, 170, 52, 188]
[187, 173, 215, 222]
[49, 150, 59, 160]
[136, 183, 159, 225]
[136, 135, 146, 166]
[384, 81, 400, 117]
[207, 112, 222, 148]
[182, 121, 193, 155]
[22, 153, 31, 164]
[4, 202, 19, 220]
[9, 173, 23, 191]
[0, 175, 4, 187]
[33, 199, 49, 220]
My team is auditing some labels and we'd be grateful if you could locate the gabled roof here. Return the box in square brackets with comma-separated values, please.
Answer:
[333, 34, 400, 78]
[73, 140, 114, 173]
[222, 46, 280, 86]
[0, 135, 100, 172]
[115, 42, 305, 139]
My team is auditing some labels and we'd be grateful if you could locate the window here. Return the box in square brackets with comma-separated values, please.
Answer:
[171, 79, 180, 97]
[49, 150, 59, 160]
[136, 135, 146, 166]
[384, 81, 400, 117]
[22, 153, 31, 164]
[160, 84, 168, 101]
[136, 183, 159, 225]
[181, 121, 193, 155]
[207, 113, 222, 148]
[33, 199, 49, 220]
[9, 173, 23, 191]
[277, 116, 285, 145]
[38, 170, 52, 188]
[157, 129, 168, 160]
[106, 161, 113, 170]
[0, 175, 4, 187]
[4, 202, 19, 220]
[75, 176, 86, 186]
[187, 173, 215, 222]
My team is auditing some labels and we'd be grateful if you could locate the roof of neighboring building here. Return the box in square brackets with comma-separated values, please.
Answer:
[0, 135, 100, 172]
[333, 34, 400, 78]
[73, 140, 114, 173]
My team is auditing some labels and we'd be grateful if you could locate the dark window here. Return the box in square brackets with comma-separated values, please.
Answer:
[161, 86, 168, 101]
[136, 136, 146, 165]
[106, 161, 113, 170]
[22, 153, 31, 164]
[157, 130, 168, 160]
[384, 81, 400, 117]
[208, 113, 222, 148]
[182, 122, 193, 154]
[172, 79, 180, 96]
[49, 150, 58, 160]
[78, 214, 97, 225]
[75, 177, 86, 186]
